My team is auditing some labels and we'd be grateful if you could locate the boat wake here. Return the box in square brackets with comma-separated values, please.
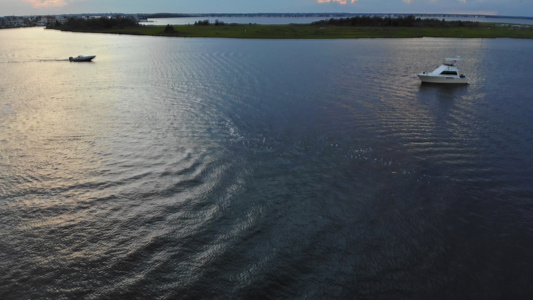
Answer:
[0, 58, 71, 63]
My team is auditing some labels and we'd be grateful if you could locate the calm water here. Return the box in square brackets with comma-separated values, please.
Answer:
[143, 15, 533, 25]
[1, 27, 533, 299]
[142, 16, 330, 25]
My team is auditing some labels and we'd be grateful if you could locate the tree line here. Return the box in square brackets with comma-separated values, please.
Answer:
[312, 15, 480, 28]
[193, 20, 226, 26]
[47, 16, 139, 30]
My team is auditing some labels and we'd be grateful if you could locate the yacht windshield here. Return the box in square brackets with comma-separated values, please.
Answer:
[441, 71, 458, 75]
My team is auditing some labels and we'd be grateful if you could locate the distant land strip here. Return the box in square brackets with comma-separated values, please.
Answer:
[47, 16, 533, 39]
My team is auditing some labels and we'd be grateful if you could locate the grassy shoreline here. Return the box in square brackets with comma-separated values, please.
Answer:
[53, 23, 533, 39]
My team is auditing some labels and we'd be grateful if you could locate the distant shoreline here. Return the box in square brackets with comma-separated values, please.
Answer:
[49, 22, 533, 39]
[42, 14, 533, 39]
[3, 12, 533, 30]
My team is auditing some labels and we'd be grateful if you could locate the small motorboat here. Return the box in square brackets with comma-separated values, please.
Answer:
[69, 55, 96, 62]
[418, 57, 468, 84]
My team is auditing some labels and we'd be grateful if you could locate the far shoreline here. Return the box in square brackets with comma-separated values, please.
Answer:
[48, 23, 533, 39]
[44, 15, 533, 39]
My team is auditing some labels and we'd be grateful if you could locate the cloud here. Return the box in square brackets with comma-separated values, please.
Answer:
[317, 0, 358, 4]
[23, 0, 68, 8]
[403, 0, 469, 4]
[23, 0, 87, 8]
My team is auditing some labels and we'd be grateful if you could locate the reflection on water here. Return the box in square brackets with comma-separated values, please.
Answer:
[1, 28, 533, 299]
[418, 83, 469, 103]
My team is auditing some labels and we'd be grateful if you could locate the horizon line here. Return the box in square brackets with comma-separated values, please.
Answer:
[4, 12, 533, 19]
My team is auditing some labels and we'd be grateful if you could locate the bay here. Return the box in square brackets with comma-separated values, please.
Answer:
[1, 27, 533, 299]
[142, 15, 533, 26]
[142, 16, 330, 25]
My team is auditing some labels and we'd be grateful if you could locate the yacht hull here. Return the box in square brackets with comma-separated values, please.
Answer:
[417, 74, 469, 84]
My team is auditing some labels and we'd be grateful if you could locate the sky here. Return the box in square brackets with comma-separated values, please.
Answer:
[2, 0, 532, 17]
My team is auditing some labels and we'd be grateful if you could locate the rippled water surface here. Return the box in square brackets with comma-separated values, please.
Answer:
[1, 27, 533, 299]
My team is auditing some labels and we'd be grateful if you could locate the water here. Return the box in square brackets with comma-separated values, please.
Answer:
[1, 27, 533, 299]
[142, 15, 533, 26]
[142, 16, 331, 25]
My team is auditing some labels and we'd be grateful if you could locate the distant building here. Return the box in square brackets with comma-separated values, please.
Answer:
[55, 15, 68, 24]
[2, 16, 25, 28]
[0, 13, 142, 29]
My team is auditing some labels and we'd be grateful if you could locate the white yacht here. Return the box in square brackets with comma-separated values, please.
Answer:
[418, 57, 468, 84]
